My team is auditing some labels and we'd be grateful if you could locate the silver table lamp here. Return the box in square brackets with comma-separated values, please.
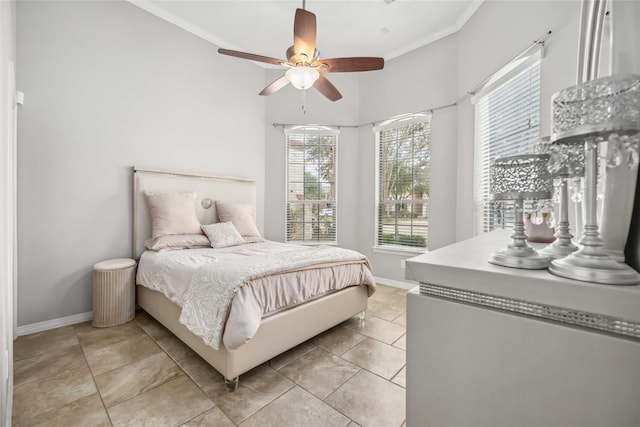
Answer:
[548, 74, 640, 285]
[539, 143, 585, 259]
[488, 154, 553, 269]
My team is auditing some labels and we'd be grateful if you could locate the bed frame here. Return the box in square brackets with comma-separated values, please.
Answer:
[132, 167, 368, 390]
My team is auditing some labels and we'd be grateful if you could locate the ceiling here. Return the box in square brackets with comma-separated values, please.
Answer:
[129, 0, 484, 65]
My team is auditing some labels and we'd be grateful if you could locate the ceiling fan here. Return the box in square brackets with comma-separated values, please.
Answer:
[218, 5, 384, 102]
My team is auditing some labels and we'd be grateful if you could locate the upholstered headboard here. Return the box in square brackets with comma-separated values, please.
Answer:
[132, 167, 256, 259]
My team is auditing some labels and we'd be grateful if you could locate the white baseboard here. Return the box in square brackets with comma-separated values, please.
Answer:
[16, 311, 93, 336]
[14, 279, 414, 335]
[373, 276, 417, 290]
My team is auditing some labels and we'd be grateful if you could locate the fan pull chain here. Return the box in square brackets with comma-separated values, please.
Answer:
[301, 90, 307, 114]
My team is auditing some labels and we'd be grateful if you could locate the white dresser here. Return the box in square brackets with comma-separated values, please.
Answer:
[405, 230, 640, 427]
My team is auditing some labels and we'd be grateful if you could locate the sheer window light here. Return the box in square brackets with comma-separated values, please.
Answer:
[374, 112, 432, 251]
[473, 58, 541, 234]
[285, 126, 338, 244]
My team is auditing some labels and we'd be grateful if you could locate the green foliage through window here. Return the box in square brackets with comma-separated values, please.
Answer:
[286, 129, 338, 244]
[375, 116, 431, 250]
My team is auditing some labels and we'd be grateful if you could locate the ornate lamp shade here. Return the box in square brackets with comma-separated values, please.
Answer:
[551, 74, 640, 143]
[488, 154, 553, 269]
[490, 154, 554, 200]
[549, 74, 640, 285]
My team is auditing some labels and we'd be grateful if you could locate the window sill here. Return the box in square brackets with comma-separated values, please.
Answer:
[287, 241, 339, 246]
[372, 246, 427, 256]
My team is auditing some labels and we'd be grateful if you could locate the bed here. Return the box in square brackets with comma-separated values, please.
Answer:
[132, 167, 375, 390]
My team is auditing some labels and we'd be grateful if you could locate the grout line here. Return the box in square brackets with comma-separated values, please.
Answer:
[75, 328, 114, 426]
[321, 367, 363, 424]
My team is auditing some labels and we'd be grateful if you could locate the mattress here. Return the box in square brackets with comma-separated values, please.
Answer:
[136, 241, 376, 349]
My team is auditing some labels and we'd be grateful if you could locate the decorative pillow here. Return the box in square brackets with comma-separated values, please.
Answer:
[144, 191, 202, 238]
[215, 201, 262, 237]
[145, 234, 210, 251]
[201, 222, 246, 248]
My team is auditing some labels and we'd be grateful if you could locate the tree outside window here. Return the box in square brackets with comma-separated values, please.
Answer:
[286, 129, 338, 244]
[375, 115, 431, 250]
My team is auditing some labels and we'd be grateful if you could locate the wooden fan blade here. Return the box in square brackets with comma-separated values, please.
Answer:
[320, 57, 384, 73]
[259, 75, 290, 96]
[314, 74, 342, 102]
[218, 48, 284, 65]
[294, 8, 316, 60]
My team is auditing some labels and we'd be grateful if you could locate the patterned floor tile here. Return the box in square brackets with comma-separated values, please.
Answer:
[74, 321, 146, 353]
[326, 370, 405, 427]
[341, 338, 405, 380]
[94, 351, 182, 407]
[279, 347, 360, 399]
[393, 334, 407, 350]
[343, 315, 406, 344]
[13, 326, 79, 361]
[12, 365, 96, 427]
[312, 325, 366, 356]
[84, 334, 162, 376]
[240, 386, 350, 427]
[30, 393, 111, 427]
[156, 334, 197, 361]
[107, 375, 214, 426]
[14, 345, 86, 387]
[392, 366, 407, 388]
[135, 311, 172, 340]
[204, 364, 295, 425]
[269, 340, 317, 370]
[181, 406, 235, 427]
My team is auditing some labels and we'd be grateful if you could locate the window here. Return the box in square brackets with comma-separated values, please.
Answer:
[473, 58, 541, 233]
[374, 113, 431, 251]
[285, 126, 338, 244]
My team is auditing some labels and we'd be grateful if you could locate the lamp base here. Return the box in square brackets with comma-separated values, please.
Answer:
[488, 245, 550, 270]
[548, 248, 640, 285]
[603, 248, 625, 263]
[539, 240, 579, 260]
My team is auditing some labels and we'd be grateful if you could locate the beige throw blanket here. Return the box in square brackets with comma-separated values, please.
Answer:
[179, 245, 375, 350]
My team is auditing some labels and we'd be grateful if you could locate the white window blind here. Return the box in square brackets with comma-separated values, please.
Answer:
[285, 126, 338, 244]
[374, 113, 431, 251]
[473, 60, 541, 234]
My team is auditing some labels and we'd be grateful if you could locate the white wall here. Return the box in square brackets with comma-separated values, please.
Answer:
[263, 69, 361, 249]
[16, 1, 266, 327]
[357, 34, 459, 283]
[0, 0, 16, 423]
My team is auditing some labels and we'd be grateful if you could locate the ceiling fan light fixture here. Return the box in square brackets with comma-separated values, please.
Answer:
[218, 7, 383, 101]
[286, 66, 320, 90]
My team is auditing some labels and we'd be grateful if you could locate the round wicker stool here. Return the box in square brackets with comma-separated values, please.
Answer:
[92, 258, 137, 328]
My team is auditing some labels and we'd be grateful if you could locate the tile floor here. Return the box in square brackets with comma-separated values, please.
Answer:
[12, 284, 408, 427]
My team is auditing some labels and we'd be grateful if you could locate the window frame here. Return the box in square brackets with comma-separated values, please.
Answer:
[284, 125, 339, 245]
[373, 112, 432, 253]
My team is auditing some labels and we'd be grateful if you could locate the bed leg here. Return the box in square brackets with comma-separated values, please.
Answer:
[358, 310, 366, 326]
[225, 377, 239, 392]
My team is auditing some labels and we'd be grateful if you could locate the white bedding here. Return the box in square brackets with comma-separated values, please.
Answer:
[136, 241, 376, 350]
